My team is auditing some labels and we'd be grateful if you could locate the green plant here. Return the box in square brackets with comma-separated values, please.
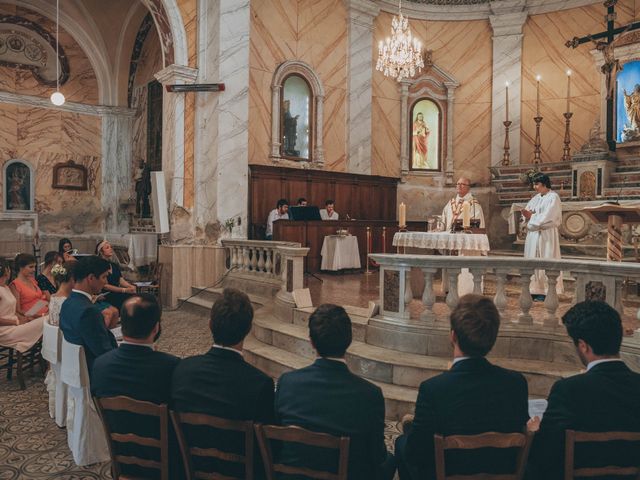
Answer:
[224, 218, 235, 232]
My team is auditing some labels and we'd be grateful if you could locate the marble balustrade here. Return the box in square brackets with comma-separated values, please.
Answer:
[369, 253, 640, 335]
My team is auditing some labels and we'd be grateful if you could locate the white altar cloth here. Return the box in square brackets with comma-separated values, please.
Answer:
[321, 235, 361, 271]
[393, 231, 490, 253]
[105, 233, 157, 268]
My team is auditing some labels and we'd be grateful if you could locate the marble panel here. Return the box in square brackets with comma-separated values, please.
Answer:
[452, 101, 492, 183]
[0, 64, 15, 91]
[0, 103, 18, 149]
[249, 0, 298, 73]
[323, 86, 347, 171]
[177, 0, 198, 68]
[371, 96, 401, 177]
[346, 354, 393, 383]
[393, 365, 439, 388]
[183, 92, 195, 209]
[16, 107, 63, 155]
[60, 112, 101, 157]
[509, 336, 554, 361]
[248, 67, 272, 165]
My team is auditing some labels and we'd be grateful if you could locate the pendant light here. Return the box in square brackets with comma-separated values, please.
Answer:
[50, 0, 65, 106]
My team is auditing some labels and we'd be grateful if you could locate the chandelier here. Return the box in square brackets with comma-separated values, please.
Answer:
[376, 0, 424, 82]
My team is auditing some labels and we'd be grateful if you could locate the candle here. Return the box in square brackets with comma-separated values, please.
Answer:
[505, 81, 509, 122]
[399, 202, 406, 227]
[566, 69, 571, 113]
[536, 74, 541, 117]
[462, 201, 470, 228]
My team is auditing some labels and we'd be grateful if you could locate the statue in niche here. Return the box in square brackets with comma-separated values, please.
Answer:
[283, 99, 300, 157]
[623, 84, 640, 141]
[134, 160, 152, 218]
[6, 162, 30, 210]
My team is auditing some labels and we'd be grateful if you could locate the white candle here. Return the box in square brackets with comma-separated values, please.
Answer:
[536, 74, 541, 117]
[566, 69, 571, 113]
[462, 201, 470, 228]
[505, 81, 509, 122]
[399, 202, 406, 227]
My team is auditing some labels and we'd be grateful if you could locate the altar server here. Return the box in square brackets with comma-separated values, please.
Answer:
[521, 172, 563, 301]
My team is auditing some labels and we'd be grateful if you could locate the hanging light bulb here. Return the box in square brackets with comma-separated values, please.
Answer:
[50, 0, 65, 106]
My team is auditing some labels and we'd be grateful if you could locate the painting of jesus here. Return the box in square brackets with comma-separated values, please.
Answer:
[410, 98, 440, 171]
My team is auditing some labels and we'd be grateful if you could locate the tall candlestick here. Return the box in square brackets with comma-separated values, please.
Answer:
[505, 81, 509, 122]
[566, 69, 571, 113]
[399, 202, 406, 227]
[536, 74, 541, 117]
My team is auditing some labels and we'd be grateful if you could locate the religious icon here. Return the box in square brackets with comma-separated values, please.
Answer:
[410, 98, 440, 170]
[281, 74, 311, 160]
[5, 161, 31, 211]
[52, 160, 88, 190]
[616, 60, 640, 142]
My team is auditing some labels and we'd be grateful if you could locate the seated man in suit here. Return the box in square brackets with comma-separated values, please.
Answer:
[60, 255, 117, 374]
[396, 294, 529, 480]
[275, 304, 395, 480]
[527, 301, 640, 479]
[172, 288, 274, 478]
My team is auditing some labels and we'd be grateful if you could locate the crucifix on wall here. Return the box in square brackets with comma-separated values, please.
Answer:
[565, 0, 640, 152]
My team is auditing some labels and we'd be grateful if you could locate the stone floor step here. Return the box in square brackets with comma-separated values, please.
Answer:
[178, 287, 270, 315]
[292, 305, 370, 341]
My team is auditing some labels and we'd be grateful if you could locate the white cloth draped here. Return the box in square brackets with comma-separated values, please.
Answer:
[523, 191, 564, 295]
[42, 320, 67, 428]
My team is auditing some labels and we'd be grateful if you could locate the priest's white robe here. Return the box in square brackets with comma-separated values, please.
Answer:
[441, 193, 486, 296]
[524, 190, 564, 295]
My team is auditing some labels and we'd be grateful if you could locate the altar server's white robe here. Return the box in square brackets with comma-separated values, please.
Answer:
[524, 190, 564, 295]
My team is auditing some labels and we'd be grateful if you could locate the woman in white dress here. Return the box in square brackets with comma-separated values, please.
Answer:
[48, 263, 74, 326]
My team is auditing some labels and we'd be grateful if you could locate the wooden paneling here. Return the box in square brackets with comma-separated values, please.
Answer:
[249, 165, 399, 238]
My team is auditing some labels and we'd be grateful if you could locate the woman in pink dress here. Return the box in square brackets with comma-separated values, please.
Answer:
[9, 253, 49, 319]
[0, 259, 44, 352]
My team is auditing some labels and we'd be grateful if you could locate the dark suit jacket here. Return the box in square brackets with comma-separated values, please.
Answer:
[171, 347, 275, 479]
[275, 358, 388, 480]
[59, 291, 117, 374]
[529, 360, 640, 480]
[404, 357, 529, 480]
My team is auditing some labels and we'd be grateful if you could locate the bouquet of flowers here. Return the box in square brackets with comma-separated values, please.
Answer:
[51, 263, 67, 282]
[519, 168, 540, 187]
[224, 218, 235, 233]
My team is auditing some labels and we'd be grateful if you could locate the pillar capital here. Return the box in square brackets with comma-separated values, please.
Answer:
[155, 64, 198, 86]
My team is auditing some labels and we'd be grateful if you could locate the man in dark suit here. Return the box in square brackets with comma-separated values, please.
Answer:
[275, 304, 395, 480]
[527, 301, 640, 479]
[396, 294, 529, 480]
[60, 255, 117, 374]
[171, 288, 274, 478]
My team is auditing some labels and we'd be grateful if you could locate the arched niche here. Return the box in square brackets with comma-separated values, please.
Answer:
[270, 60, 325, 166]
[3, 159, 34, 212]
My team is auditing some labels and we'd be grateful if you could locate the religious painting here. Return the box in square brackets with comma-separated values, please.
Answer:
[280, 74, 311, 160]
[410, 98, 441, 171]
[616, 60, 640, 143]
[4, 160, 32, 211]
[52, 160, 88, 190]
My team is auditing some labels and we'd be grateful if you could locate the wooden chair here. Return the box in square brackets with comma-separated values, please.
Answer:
[254, 424, 351, 480]
[170, 411, 254, 480]
[564, 430, 640, 480]
[136, 262, 163, 305]
[0, 339, 45, 390]
[434, 431, 533, 480]
[94, 396, 170, 480]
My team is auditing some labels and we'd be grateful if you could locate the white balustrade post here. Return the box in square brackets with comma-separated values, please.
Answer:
[493, 268, 509, 315]
[421, 268, 437, 323]
[470, 268, 484, 295]
[264, 248, 273, 275]
[250, 247, 258, 271]
[446, 268, 461, 312]
[276, 246, 310, 304]
[518, 268, 534, 325]
[404, 271, 413, 307]
[543, 270, 560, 328]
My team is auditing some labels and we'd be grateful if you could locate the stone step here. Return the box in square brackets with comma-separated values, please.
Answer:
[178, 287, 270, 316]
[292, 305, 370, 342]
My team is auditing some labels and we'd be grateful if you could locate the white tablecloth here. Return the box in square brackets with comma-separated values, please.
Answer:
[393, 231, 490, 253]
[321, 235, 361, 271]
[105, 233, 158, 268]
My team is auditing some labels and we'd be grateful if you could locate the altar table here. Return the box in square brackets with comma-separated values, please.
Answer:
[321, 235, 361, 271]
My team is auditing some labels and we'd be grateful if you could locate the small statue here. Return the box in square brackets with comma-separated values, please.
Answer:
[579, 121, 609, 153]
[134, 160, 152, 218]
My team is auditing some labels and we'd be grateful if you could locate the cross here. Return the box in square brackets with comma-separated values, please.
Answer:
[565, 0, 640, 152]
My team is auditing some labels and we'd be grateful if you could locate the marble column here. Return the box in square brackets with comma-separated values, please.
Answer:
[489, 5, 527, 165]
[346, 0, 380, 175]
[155, 64, 198, 210]
[100, 107, 136, 233]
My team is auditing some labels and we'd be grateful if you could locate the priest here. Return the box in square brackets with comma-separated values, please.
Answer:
[521, 172, 563, 301]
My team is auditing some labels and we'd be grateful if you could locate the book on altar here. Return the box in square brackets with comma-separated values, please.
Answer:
[25, 299, 48, 317]
[292, 288, 313, 309]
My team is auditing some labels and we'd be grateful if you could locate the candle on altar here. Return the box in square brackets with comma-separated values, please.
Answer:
[566, 69, 571, 113]
[536, 74, 541, 117]
[399, 202, 406, 227]
[462, 201, 471, 228]
[505, 81, 509, 122]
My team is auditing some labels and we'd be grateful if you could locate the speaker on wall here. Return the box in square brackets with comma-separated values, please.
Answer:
[151, 172, 170, 234]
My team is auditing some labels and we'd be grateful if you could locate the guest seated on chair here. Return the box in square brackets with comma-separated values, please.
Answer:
[60, 256, 117, 374]
[265, 198, 289, 240]
[95, 240, 135, 311]
[58, 237, 76, 263]
[10, 253, 49, 318]
[48, 262, 75, 326]
[37, 251, 63, 295]
[0, 259, 44, 353]
[319, 199, 339, 220]
[396, 294, 529, 480]
[527, 301, 640, 480]
[275, 304, 395, 480]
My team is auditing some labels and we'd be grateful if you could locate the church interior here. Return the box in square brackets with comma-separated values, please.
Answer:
[2, 0, 640, 478]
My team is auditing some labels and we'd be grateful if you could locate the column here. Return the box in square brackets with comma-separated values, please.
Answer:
[346, 0, 380, 175]
[489, 4, 527, 165]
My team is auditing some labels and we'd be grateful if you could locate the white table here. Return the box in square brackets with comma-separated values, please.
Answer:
[321, 235, 361, 271]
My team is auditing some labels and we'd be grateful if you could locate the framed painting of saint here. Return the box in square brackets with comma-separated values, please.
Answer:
[616, 60, 640, 143]
[410, 98, 441, 171]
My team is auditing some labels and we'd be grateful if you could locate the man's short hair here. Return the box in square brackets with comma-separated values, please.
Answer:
[121, 294, 161, 339]
[308, 304, 352, 357]
[73, 256, 111, 282]
[562, 301, 622, 356]
[531, 172, 551, 189]
[209, 288, 254, 346]
[450, 294, 500, 357]
[325, 199, 334, 206]
[297, 197, 307, 205]
[276, 198, 289, 208]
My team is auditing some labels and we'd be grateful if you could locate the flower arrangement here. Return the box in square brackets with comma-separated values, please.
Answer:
[51, 263, 68, 282]
[224, 218, 235, 233]
[519, 168, 540, 187]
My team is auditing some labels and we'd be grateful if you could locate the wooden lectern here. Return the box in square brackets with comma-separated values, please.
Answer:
[583, 204, 640, 261]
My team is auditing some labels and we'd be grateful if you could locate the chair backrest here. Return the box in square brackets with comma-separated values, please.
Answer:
[94, 396, 170, 480]
[434, 431, 533, 480]
[60, 337, 89, 388]
[42, 322, 61, 364]
[170, 411, 255, 480]
[564, 430, 640, 480]
[151, 262, 163, 282]
[254, 424, 351, 480]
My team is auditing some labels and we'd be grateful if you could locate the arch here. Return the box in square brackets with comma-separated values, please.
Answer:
[270, 60, 325, 165]
[3, 159, 34, 212]
[139, 0, 188, 68]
